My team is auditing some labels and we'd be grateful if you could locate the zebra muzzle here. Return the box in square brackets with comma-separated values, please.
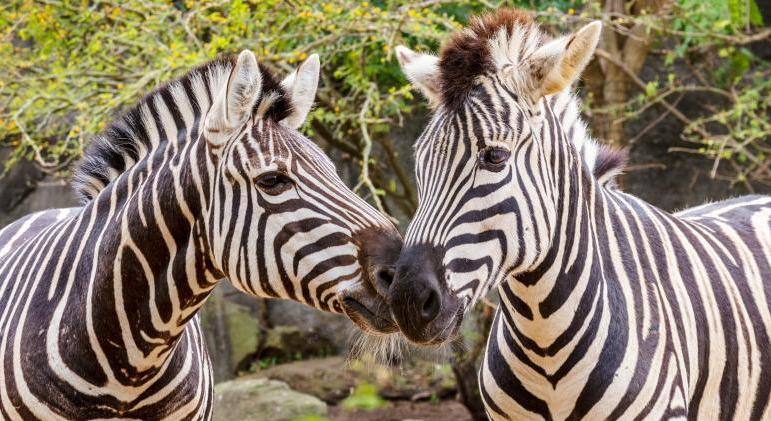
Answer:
[388, 243, 463, 345]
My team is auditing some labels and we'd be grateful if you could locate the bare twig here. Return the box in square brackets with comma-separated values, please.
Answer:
[356, 84, 391, 219]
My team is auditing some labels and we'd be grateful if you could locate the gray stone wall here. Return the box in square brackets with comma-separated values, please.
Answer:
[0, 149, 80, 227]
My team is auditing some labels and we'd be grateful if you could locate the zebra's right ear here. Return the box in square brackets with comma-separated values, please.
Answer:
[280, 53, 320, 129]
[205, 50, 262, 148]
[395, 46, 441, 107]
[527, 21, 601, 98]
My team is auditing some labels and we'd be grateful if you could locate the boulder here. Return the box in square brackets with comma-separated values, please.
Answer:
[199, 284, 351, 382]
[329, 400, 473, 421]
[257, 325, 337, 363]
[253, 357, 356, 403]
[267, 299, 354, 353]
[252, 356, 457, 404]
[0, 148, 79, 229]
[200, 284, 264, 382]
[213, 378, 327, 421]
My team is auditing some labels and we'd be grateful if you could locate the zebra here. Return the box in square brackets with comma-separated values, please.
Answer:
[386, 8, 771, 420]
[0, 49, 401, 419]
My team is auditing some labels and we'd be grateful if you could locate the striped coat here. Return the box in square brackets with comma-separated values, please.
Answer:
[387, 8, 771, 420]
[0, 50, 400, 419]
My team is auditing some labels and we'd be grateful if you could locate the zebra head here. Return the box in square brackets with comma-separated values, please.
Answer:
[203, 51, 401, 334]
[387, 10, 602, 344]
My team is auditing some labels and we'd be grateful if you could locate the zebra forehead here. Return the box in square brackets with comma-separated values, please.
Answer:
[438, 8, 545, 109]
[414, 90, 628, 187]
[245, 126, 337, 174]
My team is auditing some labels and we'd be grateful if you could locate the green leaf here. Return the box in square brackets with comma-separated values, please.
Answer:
[749, 0, 764, 25]
[645, 81, 659, 97]
[728, 0, 764, 28]
[728, 0, 743, 27]
[341, 382, 387, 411]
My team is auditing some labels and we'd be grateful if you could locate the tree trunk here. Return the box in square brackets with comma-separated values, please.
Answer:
[453, 358, 487, 421]
[602, 66, 631, 144]
[583, 0, 667, 146]
[452, 304, 494, 421]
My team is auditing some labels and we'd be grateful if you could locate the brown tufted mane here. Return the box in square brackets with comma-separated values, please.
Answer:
[438, 8, 539, 109]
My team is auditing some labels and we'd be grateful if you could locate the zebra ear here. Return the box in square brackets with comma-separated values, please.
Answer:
[205, 50, 262, 146]
[395, 45, 441, 107]
[280, 54, 320, 129]
[528, 21, 601, 98]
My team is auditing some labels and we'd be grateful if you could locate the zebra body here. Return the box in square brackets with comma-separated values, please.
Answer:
[477, 138, 771, 419]
[0, 51, 400, 419]
[388, 9, 771, 420]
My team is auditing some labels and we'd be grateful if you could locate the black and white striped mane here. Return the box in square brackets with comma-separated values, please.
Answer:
[438, 9, 627, 187]
[73, 56, 293, 202]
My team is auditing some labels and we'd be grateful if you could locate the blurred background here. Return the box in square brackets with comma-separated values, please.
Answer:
[0, 1, 768, 420]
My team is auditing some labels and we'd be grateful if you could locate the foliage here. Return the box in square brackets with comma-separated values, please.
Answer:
[0, 0, 768, 206]
[664, 0, 770, 187]
[340, 381, 388, 411]
[0, 0, 467, 217]
[0, 0, 603, 220]
[533, 0, 770, 187]
[625, 0, 769, 187]
[2, 2, 767, 418]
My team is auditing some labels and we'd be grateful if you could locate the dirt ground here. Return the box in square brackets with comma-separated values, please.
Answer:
[328, 400, 473, 421]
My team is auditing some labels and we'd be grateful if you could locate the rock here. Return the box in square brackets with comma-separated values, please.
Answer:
[267, 299, 354, 353]
[253, 357, 356, 403]
[361, 358, 457, 401]
[213, 378, 327, 421]
[200, 284, 264, 382]
[252, 356, 457, 404]
[199, 284, 351, 382]
[257, 325, 337, 363]
[329, 399, 473, 421]
[0, 149, 79, 229]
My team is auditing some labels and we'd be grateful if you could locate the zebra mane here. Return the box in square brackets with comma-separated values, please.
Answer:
[439, 8, 627, 187]
[72, 56, 292, 202]
[548, 91, 628, 188]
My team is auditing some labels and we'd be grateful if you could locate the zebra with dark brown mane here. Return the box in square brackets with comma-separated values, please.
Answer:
[0, 50, 401, 419]
[387, 9, 771, 420]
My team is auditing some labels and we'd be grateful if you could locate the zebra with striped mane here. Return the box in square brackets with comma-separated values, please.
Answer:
[387, 8, 771, 420]
[0, 50, 401, 419]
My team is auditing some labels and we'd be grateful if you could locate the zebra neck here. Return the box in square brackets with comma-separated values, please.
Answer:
[83, 136, 220, 385]
[495, 124, 618, 384]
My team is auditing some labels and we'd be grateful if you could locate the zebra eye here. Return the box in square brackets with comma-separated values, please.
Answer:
[480, 147, 511, 167]
[256, 171, 293, 195]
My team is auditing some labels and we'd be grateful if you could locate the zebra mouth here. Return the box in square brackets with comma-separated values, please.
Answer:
[421, 303, 465, 345]
[341, 296, 399, 334]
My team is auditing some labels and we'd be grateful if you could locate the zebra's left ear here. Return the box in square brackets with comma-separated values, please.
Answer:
[206, 50, 263, 147]
[528, 21, 602, 98]
[280, 54, 320, 129]
[395, 46, 442, 107]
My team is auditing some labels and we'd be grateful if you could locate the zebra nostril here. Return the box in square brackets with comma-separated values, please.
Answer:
[420, 288, 440, 322]
[374, 266, 395, 295]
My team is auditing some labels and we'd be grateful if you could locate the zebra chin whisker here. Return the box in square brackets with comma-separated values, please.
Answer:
[346, 331, 407, 367]
[346, 329, 463, 368]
